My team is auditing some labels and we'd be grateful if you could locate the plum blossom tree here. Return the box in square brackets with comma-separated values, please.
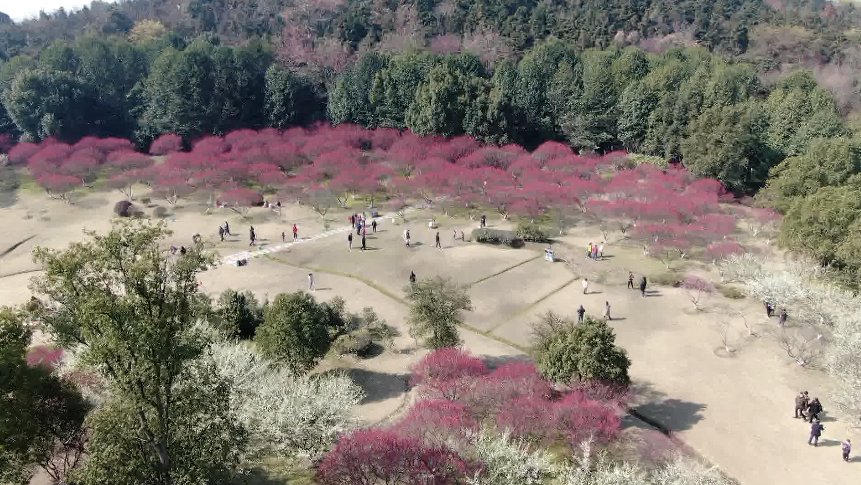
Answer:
[220, 188, 263, 217]
[681, 276, 715, 310]
[410, 347, 488, 400]
[392, 399, 477, 446]
[149, 133, 183, 155]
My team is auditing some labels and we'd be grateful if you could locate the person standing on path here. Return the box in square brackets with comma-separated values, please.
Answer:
[795, 391, 809, 419]
[598, 242, 605, 260]
[281, 231, 286, 243]
[587, 242, 593, 259]
[603, 301, 611, 320]
[577, 305, 586, 322]
[765, 301, 775, 318]
[807, 398, 823, 422]
[591, 244, 599, 260]
[361, 234, 366, 251]
[224, 221, 230, 235]
[292, 224, 298, 241]
[435, 231, 441, 249]
[842, 439, 852, 462]
[348, 232, 353, 251]
[808, 420, 825, 446]
[372, 219, 377, 233]
[582, 278, 589, 295]
[308, 273, 315, 292]
[480, 214, 486, 228]
[627, 272, 634, 289]
[218, 225, 225, 242]
[639, 276, 647, 297]
[249, 226, 256, 246]
[405, 229, 411, 247]
[778, 308, 788, 327]
[409, 271, 416, 285]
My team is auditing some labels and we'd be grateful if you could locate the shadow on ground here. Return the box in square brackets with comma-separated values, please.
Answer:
[346, 368, 409, 404]
[628, 383, 707, 433]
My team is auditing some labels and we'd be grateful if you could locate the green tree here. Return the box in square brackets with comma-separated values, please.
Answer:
[265, 64, 321, 128]
[370, 52, 436, 128]
[779, 184, 861, 274]
[561, 50, 618, 151]
[328, 52, 389, 126]
[758, 137, 861, 212]
[406, 63, 476, 136]
[765, 71, 844, 157]
[681, 101, 776, 192]
[214, 289, 264, 340]
[31, 221, 224, 485]
[255, 291, 332, 374]
[533, 314, 631, 386]
[75, 361, 245, 485]
[1, 308, 90, 485]
[404, 276, 472, 349]
[618, 81, 658, 151]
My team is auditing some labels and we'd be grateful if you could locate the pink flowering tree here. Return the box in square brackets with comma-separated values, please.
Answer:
[149, 133, 183, 155]
[410, 348, 488, 400]
[682, 275, 715, 310]
[391, 399, 477, 446]
[316, 429, 473, 485]
[220, 187, 263, 217]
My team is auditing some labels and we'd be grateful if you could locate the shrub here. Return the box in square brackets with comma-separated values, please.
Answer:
[468, 430, 556, 485]
[411, 348, 488, 399]
[534, 316, 631, 386]
[717, 284, 745, 299]
[331, 330, 374, 356]
[152, 206, 168, 218]
[515, 222, 550, 242]
[255, 291, 332, 375]
[681, 275, 715, 310]
[472, 228, 524, 248]
[214, 289, 264, 339]
[316, 429, 473, 485]
[113, 200, 134, 217]
[648, 271, 682, 287]
[405, 277, 472, 349]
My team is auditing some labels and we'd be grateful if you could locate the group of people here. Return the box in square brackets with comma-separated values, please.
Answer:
[795, 391, 852, 461]
[765, 301, 789, 327]
[626, 272, 648, 297]
[351, 213, 376, 235]
[586, 241, 605, 260]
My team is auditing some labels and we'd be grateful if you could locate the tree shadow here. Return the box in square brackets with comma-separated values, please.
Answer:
[628, 384, 706, 433]
[346, 368, 410, 404]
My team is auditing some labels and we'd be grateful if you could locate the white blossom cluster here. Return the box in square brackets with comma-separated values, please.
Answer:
[208, 341, 364, 458]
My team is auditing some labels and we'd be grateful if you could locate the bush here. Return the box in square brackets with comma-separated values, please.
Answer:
[255, 292, 333, 375]
[152, 206, 168, 218]
[648, 271, 682, 287]
[472, 228, 524, 248]
[717, 284, 745, 299]
[515, 222, 550, 242]
[214, 289, 264, 339]
[534, 316, 631, 386]
[331, 330, 374, 356]
[316, 429, 473, 485]
[113, 200, 134, 217]
[496, 391, 620, 446]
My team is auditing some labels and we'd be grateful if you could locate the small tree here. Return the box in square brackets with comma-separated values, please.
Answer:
[255, 292, 332, 374]
[405, 277, 472, 349]
[534, 316, 631, 386]
[682, 275, 715, 310]
[214, 290, 264, 339]
[410, 347, 488, 400]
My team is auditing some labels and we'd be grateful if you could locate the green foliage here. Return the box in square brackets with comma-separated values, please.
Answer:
[255, 292, 332, 374]
[515, 221, 550, 242]
[265, 65, 321, 128]
[717, 284, 746, 299]
[533, 313, 631, 386]
[681, 101, 778, 192]
[332, 306, 398, 356]
[214, 289, 264, 340]
[472, 228, 524, 248]
[405, 276, 472, 349]
[31, 220, 218, 484]
[1, 308, 91, 484]
[74, 361, 246, 485]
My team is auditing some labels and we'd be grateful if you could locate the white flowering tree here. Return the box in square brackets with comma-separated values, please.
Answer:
[208, 342, 364, 458]
[465, 430, 557, 485]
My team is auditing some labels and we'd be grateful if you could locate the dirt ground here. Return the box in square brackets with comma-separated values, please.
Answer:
[2, 188, 858, 484]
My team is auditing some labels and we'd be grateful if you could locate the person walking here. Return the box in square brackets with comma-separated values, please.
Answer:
[603, 301, 611, 321]
[224, 221, 230, 235]
[778, 308, 788, 327]
[480, 214, 487, 228]
[807, 398, 823, 422]
[348, 232, 353, 251]
[795, 391, 809, 419]
[808, 419, 825, 446]
[405, 229, 411, 247]
[435, 231, 441, 249]
[218, 225, 225, 242]
[372, 219, 377, 233]
[361, 234, 366, 251]
[639, 276, 647, 297]
[577, 305, 586, 323]
[281, 231, 286, 243]
[842, 439, 852, 462]
[627, 272, 635, 289]
[308, 273, 315, 292]
[591, 244, 599, 260]
[765, 301, 775, 318]
[582, 278, 589, 295]
[409, 271, 416, 285]
[292, 224, 298, 241]
[587, 242, 593, 259]
[249, 226, 256, 246]
[598, 242, 605, 260]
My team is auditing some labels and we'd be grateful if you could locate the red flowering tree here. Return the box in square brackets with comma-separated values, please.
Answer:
[410, 348, 489, 400]
[36, 173, 80, 200]
[463, 361, 553, 418]
[150, 168, 193, 205]
[316, 429, 472, 485]
[149, 133, 183, 155]
[220, 187, 263, 217]
[25, 345, 64, 369]
[392, 399, 477, 446]
[7, 142, 41, 165]
[705, 241, 745, 264]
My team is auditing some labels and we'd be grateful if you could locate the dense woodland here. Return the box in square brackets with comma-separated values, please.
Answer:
[1, 0, 861, 281]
